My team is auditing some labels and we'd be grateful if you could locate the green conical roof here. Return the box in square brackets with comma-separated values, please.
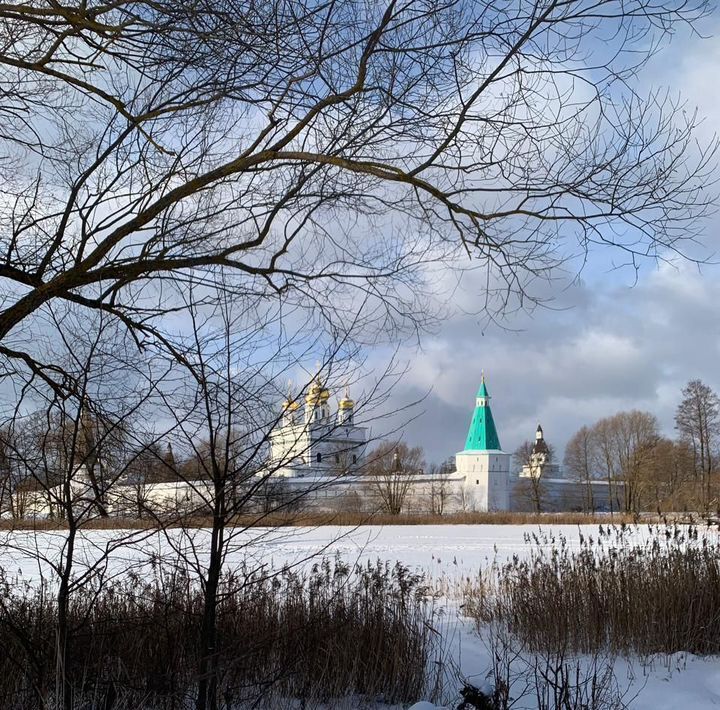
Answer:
[463, 378, 501, 451]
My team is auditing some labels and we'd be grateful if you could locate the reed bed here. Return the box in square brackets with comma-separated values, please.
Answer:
[0, 509, 643, 530]
[464, 523, 720, 656]
[0, 559, 443, 709]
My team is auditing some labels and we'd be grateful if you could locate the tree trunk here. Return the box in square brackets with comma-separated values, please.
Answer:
[56, 526, 76, 710]
[196, 489, 225, 710]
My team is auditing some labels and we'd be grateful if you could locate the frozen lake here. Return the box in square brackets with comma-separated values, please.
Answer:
[0, 522, 712, 586]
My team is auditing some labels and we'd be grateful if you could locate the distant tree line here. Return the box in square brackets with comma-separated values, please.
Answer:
[563, 379, 720, 514]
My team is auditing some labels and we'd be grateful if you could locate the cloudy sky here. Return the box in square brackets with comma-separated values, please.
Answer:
[379, 16, 720, 465]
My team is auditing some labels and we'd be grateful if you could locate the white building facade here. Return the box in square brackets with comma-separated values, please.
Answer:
[11, 375, 622, 518]
[268, 379, 368, 478]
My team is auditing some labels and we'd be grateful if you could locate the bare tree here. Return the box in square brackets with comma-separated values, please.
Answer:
[564, 426, 597, 513]
[366, 441, 424, 515]
[613, 411, 661, 513]
[639, 437, 697, 514]
[593, 417, 623, 515]
[0, 0, 716, 403]
[0, 313, 176, 710]
[570, 411, 659, 514]
[143, 292, 404, 710]
[513, 439, 555, 513]
[427, 464, 450, 516]
[675, 379, 720, 511]
[0, 4, 717, 707]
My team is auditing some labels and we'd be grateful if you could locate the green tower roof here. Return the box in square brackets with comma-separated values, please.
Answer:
[463, 377, 502, 451]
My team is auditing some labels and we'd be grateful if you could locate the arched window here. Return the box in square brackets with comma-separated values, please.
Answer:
[352, 454, 357, 464]
[316, 453, 322, 463]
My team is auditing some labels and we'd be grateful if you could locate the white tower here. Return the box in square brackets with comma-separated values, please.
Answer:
[455, 374, 510, 511]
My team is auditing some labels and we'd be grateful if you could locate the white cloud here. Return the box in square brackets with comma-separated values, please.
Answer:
[382, 257, 720, 464]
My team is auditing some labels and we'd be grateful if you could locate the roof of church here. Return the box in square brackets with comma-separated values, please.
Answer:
[477, 379, 490, 398]
[463, 377, 502, 451]
[532, 423, 550, 455]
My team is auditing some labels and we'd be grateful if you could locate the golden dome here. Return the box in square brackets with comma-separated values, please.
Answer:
[305, 377, 330, 405]
[282, 382, 301, 412]
[338, 386, 354, 409]
[282, 398, 301, 412]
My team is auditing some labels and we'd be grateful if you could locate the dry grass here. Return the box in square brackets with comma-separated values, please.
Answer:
[464, 523, 720, 656]
[0, 558, 443, 709]
[0, 509, 647, 530]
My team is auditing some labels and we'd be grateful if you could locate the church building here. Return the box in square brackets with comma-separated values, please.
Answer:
[268, 377, 368, 478]
[518, 424, 560, 479]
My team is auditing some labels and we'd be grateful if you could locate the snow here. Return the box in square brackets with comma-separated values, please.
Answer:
[1, 522, 719, 708]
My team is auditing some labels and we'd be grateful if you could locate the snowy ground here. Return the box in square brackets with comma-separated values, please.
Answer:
[0, 523, 681, 583]
[0, 523, 718, 709]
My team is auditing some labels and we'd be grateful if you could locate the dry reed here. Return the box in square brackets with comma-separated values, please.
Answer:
[464, 523, 720, 656]
[0, 558, 443, 708]
[0, 509, 644, 531]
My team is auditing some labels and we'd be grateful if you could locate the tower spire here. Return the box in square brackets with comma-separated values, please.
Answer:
[463, 374, 501, 451]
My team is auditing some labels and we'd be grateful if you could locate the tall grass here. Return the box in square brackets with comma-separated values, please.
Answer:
[0, 559, 443, 708]
[465, 523, 720, 656]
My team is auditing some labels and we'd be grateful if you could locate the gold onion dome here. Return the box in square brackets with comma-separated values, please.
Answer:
[338, 386, 354, 409]
[282, 398, 300, 412]
[282, 383, 301, 411]
[305, 378, 330, 404]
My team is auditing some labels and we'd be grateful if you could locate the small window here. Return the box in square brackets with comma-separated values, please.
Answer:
[352, 455, 357, 464]
[476, 479, 479, 485]
[335, 453, 340, 464]
[316, 453, 322, 463]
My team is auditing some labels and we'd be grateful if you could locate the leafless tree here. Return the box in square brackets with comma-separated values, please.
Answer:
[0, 314, 176, 710]
[428, 464, 450, 516]
[0, 3, 717, 706]
[638, 437, 696, 513]
[140, 291, 406, 710]
[513, 439, 554, 513]
[675, 379, 720, 511]
[564, 425, 597, 513]
[0, 0, 716, 405]
[610, 411, 660, 513]
[592, 416, 623, 514]
[366, 441, 424, 515]
[568, 411, 660, 513]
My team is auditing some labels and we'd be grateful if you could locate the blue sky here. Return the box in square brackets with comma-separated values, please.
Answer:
[374, 14, 720, 465]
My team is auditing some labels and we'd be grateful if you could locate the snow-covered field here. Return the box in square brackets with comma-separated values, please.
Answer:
[0, 523, 681, 583]
[0, 523, 718, 709]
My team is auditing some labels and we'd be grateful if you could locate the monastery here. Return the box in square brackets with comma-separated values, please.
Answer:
[13, 374, 619, 517]
[261, 373, 618, 513]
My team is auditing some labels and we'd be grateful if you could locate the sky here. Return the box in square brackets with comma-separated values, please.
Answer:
[377, 16, 720, 466]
